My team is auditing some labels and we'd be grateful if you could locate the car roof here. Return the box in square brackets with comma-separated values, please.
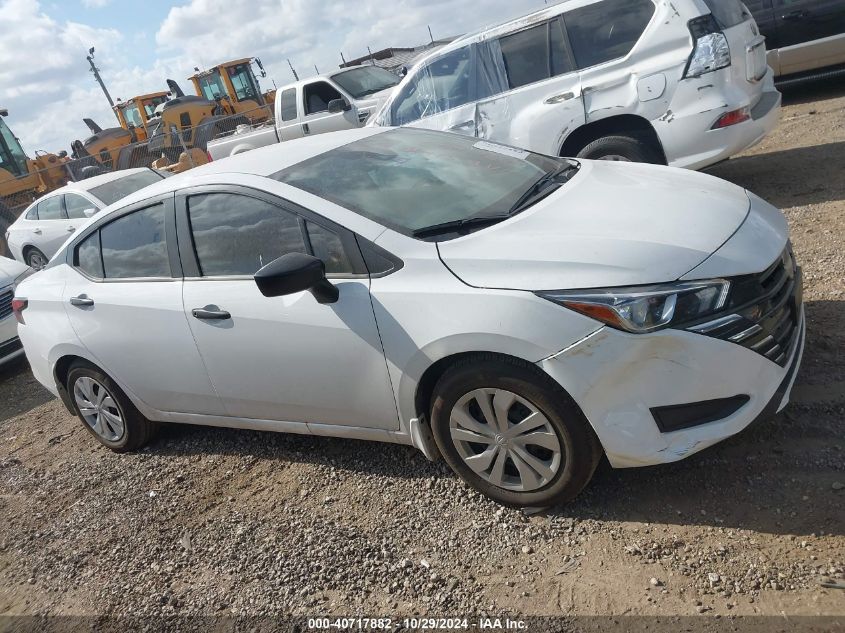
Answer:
[112, 127, 391, 208]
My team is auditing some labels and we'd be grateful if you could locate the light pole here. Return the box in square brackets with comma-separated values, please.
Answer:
[86, 47, 119, 123]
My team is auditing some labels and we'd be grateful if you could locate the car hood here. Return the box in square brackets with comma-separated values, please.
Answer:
[0, 256, 31, 288]
[437, 161, 753, 291]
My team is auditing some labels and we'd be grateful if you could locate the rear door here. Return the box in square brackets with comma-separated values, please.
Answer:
[63, 197, 225, 416]
[63, 193, 99, 235]
[275, 87, 303, 142]
[773, 0, 845, 47]
[32, 195, 74, 257]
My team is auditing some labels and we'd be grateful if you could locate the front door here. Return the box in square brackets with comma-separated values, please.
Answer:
[300, 81, 359, 136]
[177, 188, 399, 429]
[63, 199, 225, 416]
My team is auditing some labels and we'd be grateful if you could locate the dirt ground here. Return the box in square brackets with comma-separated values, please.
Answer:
[0, 80, 843, 629]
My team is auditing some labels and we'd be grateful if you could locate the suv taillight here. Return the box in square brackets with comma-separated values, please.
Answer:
[12, 297, 27, 324]
[684, 15, 731, 78]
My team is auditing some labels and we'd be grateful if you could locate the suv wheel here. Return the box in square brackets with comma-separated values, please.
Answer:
[67, 361, 158, 452]
[577, 134, 662, 164]
[429, 356, 602, 508]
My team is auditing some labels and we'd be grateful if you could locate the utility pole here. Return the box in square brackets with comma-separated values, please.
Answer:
[428, 25, 434, 42]
[86, 47, 118, 123]
[340, 51, 347, 67]
[367, 46, 375, 66]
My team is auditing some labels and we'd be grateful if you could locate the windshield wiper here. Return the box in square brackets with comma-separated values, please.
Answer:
[412, 214, 511, 239]
[507, 163, 578, 216]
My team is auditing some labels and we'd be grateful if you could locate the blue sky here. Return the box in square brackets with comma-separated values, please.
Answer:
[1, 0, 546, 152]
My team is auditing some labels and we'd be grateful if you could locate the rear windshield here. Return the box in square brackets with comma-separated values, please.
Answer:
[271, 129, 565, 237]
[88, 170, 167, 206]
[703, 0, 748, 28]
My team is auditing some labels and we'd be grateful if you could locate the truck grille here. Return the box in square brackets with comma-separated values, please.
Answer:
[0, 290, 13, 321]
[688, 246, 802, 367]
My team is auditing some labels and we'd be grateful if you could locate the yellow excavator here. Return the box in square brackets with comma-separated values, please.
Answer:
[71, 81, 249, 175]
[1, 108, 71, 253]
[188, 58, 275, 123]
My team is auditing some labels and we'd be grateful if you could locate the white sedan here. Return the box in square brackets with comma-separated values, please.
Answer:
[14, 128, 804, 507]
[5, 168, 167, 270]
[0, 256, 32, 366]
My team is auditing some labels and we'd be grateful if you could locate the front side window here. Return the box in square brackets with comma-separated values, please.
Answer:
[65, 193, 96, 219]
[187, 193, 307, 276]
[391, 46, 473, 125]
[272, 128, 567, 238]
[279, 89, 297, 122]
[88, 170, 165, 206]
[36, 196, 64, 220]
[198, 71, 227, 100]
[75, 231, 104, 278]
[331, 67, 400, 99]
[303, 82, 344, 115]
[227, 63, 260, 102]
[100, 204, 170, 279]
[565, 0, 655, 69]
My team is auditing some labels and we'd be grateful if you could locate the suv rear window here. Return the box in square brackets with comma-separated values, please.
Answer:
[565, 0, 655, 69]
[703, 0, 748, 28]
[498, 19, 573, 89]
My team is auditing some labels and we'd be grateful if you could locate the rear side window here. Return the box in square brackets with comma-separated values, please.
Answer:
[75, 231, 104, 278]
[279, 88, 297, 121]
[25, 206, 38, 220]
[703, 0, 748, 28]
[499, 19, 573, 89]
[37, 196, 64, 220]
[65, 194, 95, 219]
[100, 205, 170, 278]
[187, 193, 308, 276]
[565, 0, 655, 69]
[88, 170, 164, 206]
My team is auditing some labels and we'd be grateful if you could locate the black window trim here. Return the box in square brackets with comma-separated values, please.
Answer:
[64, 193, 181, 282]
[173, 184, 372, 281]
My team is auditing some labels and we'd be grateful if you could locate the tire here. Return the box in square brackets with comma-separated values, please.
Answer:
[66, 361, 158, 452]
[429, 355, 602, 508]
[24, 247, 49, 271]
[576, 134, 663, 164]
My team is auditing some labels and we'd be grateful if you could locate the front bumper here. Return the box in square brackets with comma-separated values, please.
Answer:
[538, 306, 805, 468]
[0, 314, 24, 366]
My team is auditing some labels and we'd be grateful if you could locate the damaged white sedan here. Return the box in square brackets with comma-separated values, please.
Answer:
[373, 0, 781, 170]
[15, 129, 803, 507]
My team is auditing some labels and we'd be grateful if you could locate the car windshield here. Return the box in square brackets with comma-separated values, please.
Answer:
[331, 67, 401, 99]
[271, 129, 573, 240]
[88, 170, 167, 206]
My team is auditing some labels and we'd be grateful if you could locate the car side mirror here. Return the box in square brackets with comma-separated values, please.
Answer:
[399, 66, 408, 78]
[254, 253, 339, 304]
[327, 98, 352, 114]
[82, 208, 97, 218]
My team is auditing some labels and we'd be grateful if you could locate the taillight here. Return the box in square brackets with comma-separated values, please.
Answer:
[684, 15, 731, 78]
[712, 106, 751, 129]
[12, 297, 27, 324]
[206, 151, 213, 162]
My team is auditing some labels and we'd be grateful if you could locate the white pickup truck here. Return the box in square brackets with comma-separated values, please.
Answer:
[207, 65, 400, 160]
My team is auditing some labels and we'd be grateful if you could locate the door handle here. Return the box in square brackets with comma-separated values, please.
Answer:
[70, 295, 94, 307]
[781, 10, 807, 19]
[33, 228, 42, 235]
[192, 307, 231, 320]
[449, 120, 475, 132]
[67, 226, 76, 233]
[544, 92, 576, 105]
[302, 122, 310, 135]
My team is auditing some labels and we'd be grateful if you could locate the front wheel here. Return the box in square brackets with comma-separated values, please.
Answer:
[429, 356, 602, 508]
[576, 134, 662, 164]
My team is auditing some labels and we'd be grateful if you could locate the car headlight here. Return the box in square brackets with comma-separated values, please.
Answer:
[537, 280, 730, 333]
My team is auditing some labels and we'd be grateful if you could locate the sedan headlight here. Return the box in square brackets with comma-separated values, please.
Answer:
[537, 280, 730, 333]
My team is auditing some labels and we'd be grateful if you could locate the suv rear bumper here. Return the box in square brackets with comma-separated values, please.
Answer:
[658, 70, 781, 171]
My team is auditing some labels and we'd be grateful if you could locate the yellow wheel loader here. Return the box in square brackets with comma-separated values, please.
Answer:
[0, 109, 70, 255]
[113, 92, 170, 142]
[188, 58, 274, 123]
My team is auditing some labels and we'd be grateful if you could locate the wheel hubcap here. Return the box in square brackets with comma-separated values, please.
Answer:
[449, 388, 563, 492]
[73, 377, 125, 442]
[28, 252, 47, 270]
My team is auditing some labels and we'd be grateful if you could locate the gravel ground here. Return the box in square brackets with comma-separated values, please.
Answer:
[0, 80, 843, 627]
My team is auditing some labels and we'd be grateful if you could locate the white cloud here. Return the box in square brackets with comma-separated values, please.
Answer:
[81, 0, 111, 7]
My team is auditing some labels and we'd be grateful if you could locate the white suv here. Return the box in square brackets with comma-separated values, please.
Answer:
[373, 0, 781, 169]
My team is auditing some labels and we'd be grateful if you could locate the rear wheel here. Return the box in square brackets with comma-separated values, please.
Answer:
[429, 356, 602, 508]
[67, 362, 158, 452]
[24, 247, 48, 270]
[576, 134, 662, 164]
